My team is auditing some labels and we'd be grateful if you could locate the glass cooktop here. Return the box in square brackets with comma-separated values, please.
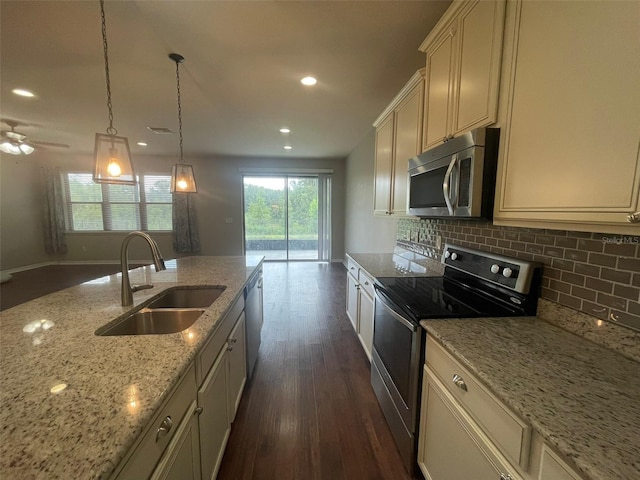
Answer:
[374, 275, 521, 321]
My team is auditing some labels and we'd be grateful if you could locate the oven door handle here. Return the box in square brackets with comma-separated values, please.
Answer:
[375, 289, 417, 332]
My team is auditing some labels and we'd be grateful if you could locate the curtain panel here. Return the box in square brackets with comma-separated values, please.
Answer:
[172, 193, 200, 253]
[42, 167, 68, 255]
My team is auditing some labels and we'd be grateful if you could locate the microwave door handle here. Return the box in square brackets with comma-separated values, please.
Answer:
[443, 154, 457, 216]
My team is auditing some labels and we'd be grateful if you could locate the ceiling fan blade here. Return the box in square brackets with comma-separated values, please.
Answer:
[31, 140, 71, 148]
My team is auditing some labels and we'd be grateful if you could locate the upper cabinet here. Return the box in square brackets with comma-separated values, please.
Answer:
[493, 0, 640, 233]
[420, 0, 506, 151]
[373, 69, 425, 216]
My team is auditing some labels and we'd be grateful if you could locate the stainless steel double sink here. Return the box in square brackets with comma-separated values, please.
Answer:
[96, 286, 226, 336]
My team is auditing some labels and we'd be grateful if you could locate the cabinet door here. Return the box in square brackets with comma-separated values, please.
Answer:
[423, 27, 455, 150]
[495, 0, 640, 231]
[346, 271, 360, 332]
[392, 82, 423, 215]
[357, 288, 374, 361]
[374, 114, 394, 215]
[227, 313, 247, 423]
[418, 368, 520, 480]
[452, 0, 505, 134]
[539, 445, 583, 480]
[151, 401, 201, 480]
[198, 346, 230, 480]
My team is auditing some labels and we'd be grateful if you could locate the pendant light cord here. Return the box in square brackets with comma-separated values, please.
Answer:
[175, 60, 184, 164]
[99, 0, 116, 136]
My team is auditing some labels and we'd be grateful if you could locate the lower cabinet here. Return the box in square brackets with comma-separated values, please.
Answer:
[345, 257, 375, 361]
[151, 401, 201, 480]
[419, 336, 586, 480]
[198, 340, 231, 480]
[112, 294, 249, 480]
[419, 367, 521, 480]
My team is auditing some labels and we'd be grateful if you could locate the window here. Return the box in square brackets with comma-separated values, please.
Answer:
[62, 173, 172, 231]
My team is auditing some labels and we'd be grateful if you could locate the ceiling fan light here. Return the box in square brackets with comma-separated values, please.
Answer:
[0, 141, 21, 155]
[19, 143, 35, 155]
[170, 164, 197, 193]
[93, 133, 136, 185]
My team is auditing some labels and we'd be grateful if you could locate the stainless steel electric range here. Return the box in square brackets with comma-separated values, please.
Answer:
[371, 244, 542, 476]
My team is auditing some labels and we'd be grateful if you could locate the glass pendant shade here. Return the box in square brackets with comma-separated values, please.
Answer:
[171, 164, 197, 193]
[93, 133, 136, 185]
[0, 141, 21, 155]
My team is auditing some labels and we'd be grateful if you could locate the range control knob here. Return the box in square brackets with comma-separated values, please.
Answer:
[450, 252, 458, 261]
[490, 264, 500, 274]
[444, 250, 451, 259]
[503, 267, 513, 278]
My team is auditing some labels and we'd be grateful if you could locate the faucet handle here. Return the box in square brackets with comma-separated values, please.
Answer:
[132, 284, 154, 293]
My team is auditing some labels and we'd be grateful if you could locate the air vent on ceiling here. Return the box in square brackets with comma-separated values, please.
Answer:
[147, 127, 174, 134]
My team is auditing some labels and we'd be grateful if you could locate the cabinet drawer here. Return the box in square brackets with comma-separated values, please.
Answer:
[426, 336, 531, 469]
[196, 295, 244, 386]
[117, 363, 197, 480]
[346, 257, 359, 277]
[358, 270, 375, 298]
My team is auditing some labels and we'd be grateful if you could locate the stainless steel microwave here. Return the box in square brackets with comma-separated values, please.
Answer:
[407, 128, 500, 218]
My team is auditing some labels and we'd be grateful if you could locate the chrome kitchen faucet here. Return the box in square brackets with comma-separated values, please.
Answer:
[120, 231, 166, 306]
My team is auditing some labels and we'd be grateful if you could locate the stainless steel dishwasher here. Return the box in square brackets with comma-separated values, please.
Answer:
[244, 268, 263, 379]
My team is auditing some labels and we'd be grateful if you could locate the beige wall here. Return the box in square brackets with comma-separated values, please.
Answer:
[344, 128, 397, 255]
[0, 153, 49, 269]
[0, 150, 346, 269]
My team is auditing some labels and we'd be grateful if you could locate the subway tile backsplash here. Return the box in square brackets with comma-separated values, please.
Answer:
[397, 218, 640, 331]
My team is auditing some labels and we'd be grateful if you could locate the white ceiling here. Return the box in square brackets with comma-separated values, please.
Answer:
[0, 0, 450, 159]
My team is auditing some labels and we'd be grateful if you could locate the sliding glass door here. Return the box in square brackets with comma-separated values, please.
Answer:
[243, 175, 331, 261]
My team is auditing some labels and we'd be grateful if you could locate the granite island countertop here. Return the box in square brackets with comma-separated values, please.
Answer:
[421, 317, 640, 480]
[0, 255, 263, 480]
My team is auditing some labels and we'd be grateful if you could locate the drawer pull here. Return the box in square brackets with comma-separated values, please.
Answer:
[155, 416, 173, 442]
[195, 406, 203, 415]
[452, 374, 468, 392]
[500, 474, 514, 480]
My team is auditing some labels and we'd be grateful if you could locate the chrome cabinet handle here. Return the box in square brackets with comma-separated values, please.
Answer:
[230, 336, 238, 344]
[500, 474, 514, 480]
[227, 344, 233, 351]
[155, 416, 173, 442]
[443, 154, 457, 216]
[452, 374, 468, 392]
[627, 212, 640, 223]
[195, 406, 203, 415]
[364, 281, 370, 286]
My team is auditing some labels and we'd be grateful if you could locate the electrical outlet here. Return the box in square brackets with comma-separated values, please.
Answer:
[82, 245, 87, 252]
[225, 218, 233, 224]
[435, 235, 442, 250]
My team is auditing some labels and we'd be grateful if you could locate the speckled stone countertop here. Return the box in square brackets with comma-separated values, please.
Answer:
[421, 317, 640, 480]
[346, 248, 444, 278]
[0, 255, 263, 480]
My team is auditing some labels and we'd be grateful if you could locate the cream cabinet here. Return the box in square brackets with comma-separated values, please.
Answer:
[198, 339, 230, 480]
[227, 313, 246, 423]
[419, 367, 523, 480]
[112, 292, 249, 480]
[420, 0, 506, 151]
[419, 336, 587, 480]
[373, 69, 424, 216]
[493, 0, 640, 234]
[344, 256, 375, 361]
[151, 401, 201, 480]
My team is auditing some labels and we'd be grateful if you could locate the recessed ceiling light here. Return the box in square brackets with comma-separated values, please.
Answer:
[284, 145, 292, 150]
[12, 88, 35, 97]
[137, 142, 148, 147]
[280, 128, 290, 134]
[300, 76, 317, 86]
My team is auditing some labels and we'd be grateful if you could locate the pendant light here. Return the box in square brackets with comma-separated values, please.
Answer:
[169, 53, 197, 193]
[93, 0, 136, 185]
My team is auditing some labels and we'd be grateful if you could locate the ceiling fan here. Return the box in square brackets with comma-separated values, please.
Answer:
[0, 120, 70, 155]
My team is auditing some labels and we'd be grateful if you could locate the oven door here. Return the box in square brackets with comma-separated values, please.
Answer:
[372, 287, 424, 433]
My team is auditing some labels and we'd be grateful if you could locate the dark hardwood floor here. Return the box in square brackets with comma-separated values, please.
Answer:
[218, 262, 417, 480]
[0, 264, 147, 311]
